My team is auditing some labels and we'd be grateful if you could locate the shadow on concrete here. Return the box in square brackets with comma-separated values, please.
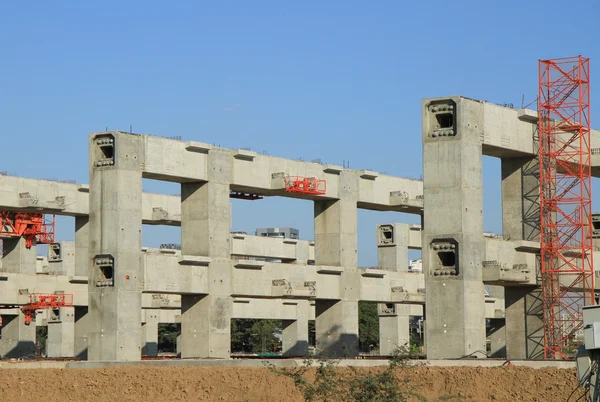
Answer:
[74, 306, 88, 360]
[1, 341, 37, 359]
[282, 340, 309, 357]
[487, 318, 506, 358]
[525, 287, 544, 359]
[142, 342, 158, 357]
[521, 156, 540, 242]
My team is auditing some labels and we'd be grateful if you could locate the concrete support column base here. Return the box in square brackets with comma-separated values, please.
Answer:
[487, 318, 506, 358]
[315, 299, 359, 358]
[180, 294, 232, 358]
[47, 307, 75, 358]
[282, 301, 310, 357]
[379, 305, 411, 355]
[0, 313, 36, 358]
[141, 311, 159, 357]
[74, 306, 89, 359]
[505, 286, 543, 359]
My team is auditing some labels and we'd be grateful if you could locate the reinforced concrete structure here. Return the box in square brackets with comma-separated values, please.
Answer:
[2, 95, 600, 362]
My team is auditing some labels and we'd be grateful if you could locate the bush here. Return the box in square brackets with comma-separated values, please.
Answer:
[267, 345, 466, 402]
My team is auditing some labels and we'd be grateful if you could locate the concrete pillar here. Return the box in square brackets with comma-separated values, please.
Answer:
[88, 132, 143, 361]
[2, 238, 36, 274]
[314, 171, 358, 268]
[379, 304, 410, 355]
[141, 311, 159, 357]
[180, 149, 232, 358]
[315, 297, 359, 358]
[377, 224, 409, 271]
[314, 171, 359, 358]
[75, 216, 89, 277]
[422, 98, 486, 358]
[281, 300, 310, 356]
[486, 285, 506, 358]
[74, 306, 89, 359]
[48, 241, 75, 276]
[488, 319, 506, 358]
[505, 286, 544, 359]
[501, 157, 539, 242]
[0, 313, 36, 358]
[47, 307, 75, 358]
[501, 157, 542, 359]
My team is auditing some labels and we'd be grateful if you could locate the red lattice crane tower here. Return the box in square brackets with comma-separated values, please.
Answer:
[538, 56, 594, 359]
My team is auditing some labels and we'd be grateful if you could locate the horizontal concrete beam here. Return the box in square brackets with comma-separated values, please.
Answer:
[93, 131, 424, 213]
[423, 96, 600, 177]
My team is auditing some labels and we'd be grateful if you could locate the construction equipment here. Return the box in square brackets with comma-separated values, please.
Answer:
[538, 56, 594, 359]
[0, 212, 55, 248]
[284, 176, 326, 195]
[21, 293, 74, 325]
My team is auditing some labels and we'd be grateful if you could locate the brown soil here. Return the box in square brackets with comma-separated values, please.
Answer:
[0, 365, 583, 401]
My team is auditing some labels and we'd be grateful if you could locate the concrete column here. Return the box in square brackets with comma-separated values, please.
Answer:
[488, 319, 506, 358]
[422, 98, 486, 359]
[48, 241, 75, 276]
[141, 311, 159, 357]
[180, 149, 232, 358]
[377, 224, 409, 271]
[74, 306, 89, 359]
[501, 157, 542, 359]
[314, 171, 359, 358]
[75, 216, 89, 277]
[501, 157, 539, 242]
[47, 307, 75, 358]
[0, 313, 36, 358]
[281, 300, 310, 356]
[2, 238, 36, 274]
[314, 172, 358, 267]
[486, 285, 506, 358]
[505, 286, 544, 359]
[88, 132, 143, 361]
[315, 298, 359, 358]
[379, 304, 410, 355]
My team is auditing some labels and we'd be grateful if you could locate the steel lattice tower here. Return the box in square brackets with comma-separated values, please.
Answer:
[538, 56, 594, 359]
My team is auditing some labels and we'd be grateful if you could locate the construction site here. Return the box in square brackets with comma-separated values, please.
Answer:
[1, 55, 600, 401]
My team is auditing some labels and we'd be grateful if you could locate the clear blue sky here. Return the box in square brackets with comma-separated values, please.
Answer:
[2, 1, 599, 266]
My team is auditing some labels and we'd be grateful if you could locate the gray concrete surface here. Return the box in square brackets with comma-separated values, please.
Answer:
[2, 95, 598, 364]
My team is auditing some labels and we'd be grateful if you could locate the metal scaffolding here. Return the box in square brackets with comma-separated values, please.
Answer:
[538, 56, 594, 359]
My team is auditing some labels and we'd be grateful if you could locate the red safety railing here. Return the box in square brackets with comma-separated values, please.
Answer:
[284, 176, 326, 195]
[0, 212, 55, 248]
[21, 293, 74, 325]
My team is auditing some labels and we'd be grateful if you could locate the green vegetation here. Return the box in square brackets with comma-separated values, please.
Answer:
[358, 302, 379, 353]
[268, 346, 467, 402]
[158, 323, 178, 352]
[231, 319, 280, 353]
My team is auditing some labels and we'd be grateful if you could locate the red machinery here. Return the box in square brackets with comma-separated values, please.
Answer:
[21, 293, 74, 325]
[538, 56, 594, 359]
[0, 212, 55, 248]
[284, 176, 326, 195]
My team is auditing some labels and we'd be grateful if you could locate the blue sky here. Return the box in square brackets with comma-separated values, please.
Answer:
[2, 1, 599, 266]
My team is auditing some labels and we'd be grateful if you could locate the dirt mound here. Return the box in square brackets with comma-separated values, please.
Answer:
[0, 365, 582, 401]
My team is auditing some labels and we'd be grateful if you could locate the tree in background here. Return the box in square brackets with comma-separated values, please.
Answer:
[158, 323, 179, 353]
[231, 319, 281, 354]
[358, 302, 379, 353]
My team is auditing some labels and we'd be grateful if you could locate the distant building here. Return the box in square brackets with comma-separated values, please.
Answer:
[409, 258, 422, 272]
[255, 228, 299, 240]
